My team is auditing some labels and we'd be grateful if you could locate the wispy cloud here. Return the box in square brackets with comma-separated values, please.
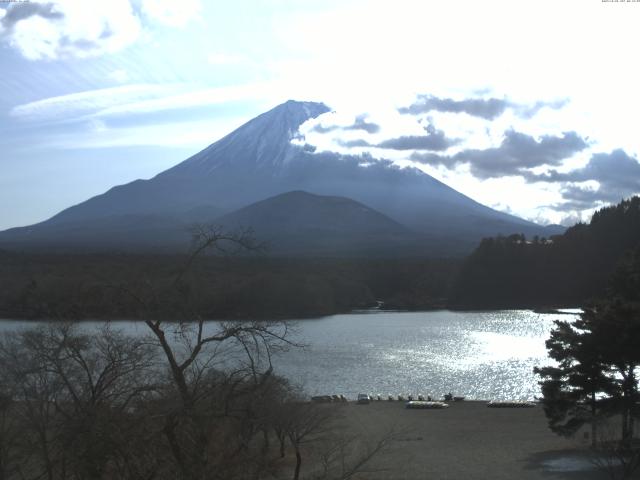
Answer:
[10, 82, 271, 123]
[93, 83, 271, 118]
[10, 84, 175, 122]
[38, 118, 246, 150]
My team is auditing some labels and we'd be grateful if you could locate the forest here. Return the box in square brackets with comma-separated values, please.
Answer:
[450, 196, 640, 309]
[0, 251, 458, 320]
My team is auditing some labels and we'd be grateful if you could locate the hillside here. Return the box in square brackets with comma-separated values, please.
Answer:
[215, 191, 426, 256]
[450, 196, 640, 308]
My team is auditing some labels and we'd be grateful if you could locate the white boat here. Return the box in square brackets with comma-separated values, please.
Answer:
[405, 401, 449, 409]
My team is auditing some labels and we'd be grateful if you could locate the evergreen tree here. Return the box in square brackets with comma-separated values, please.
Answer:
[535, 246, 640, 447]
[588, 303, 640, 447]
[534, 315, 611, 446]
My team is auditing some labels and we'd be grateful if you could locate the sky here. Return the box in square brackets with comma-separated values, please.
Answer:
[1, 0, 640, 230]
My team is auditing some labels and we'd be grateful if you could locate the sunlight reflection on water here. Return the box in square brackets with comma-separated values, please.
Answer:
[272, 309, 576, 401]
[0, 309, 577, 401]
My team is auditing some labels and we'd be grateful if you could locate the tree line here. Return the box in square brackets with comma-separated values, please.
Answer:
[0, 252, 458, 321]
[451, 196, 640, 308]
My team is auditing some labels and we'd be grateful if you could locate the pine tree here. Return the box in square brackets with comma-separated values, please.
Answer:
[535, 245, 640, 447]
[534, 315, 611, 446]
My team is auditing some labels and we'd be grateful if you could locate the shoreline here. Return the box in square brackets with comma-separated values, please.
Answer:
[0, 306, 582, 323]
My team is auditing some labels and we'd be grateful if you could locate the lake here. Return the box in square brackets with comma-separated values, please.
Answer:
[0, 309, 578, 401]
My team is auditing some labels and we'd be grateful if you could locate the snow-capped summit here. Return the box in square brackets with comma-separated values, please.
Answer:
[164, 100, 330, 176]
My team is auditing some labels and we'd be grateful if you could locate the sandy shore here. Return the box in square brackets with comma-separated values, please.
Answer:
[322, 400, 602, 480]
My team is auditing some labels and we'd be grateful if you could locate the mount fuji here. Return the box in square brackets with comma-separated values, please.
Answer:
[0, 100, 561, 256]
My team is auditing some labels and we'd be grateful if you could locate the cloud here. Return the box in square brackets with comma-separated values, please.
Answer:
[556, 185, 613, 210]
[140, 0, 202, 28]
[0, 0, 202, 60]
[533, 149, 640, 189]
[343, 114, 380, 134]
[411, 130, 588, 178]
[0, 0, 141, 60]
[10, 84, 175, 122]
[545, 185, 621, 213]
[532, 150, 640, 210]
[377, 124, 458, 151]
[408, 151, 452, 167]
[337, 139, 371, 148]
[557, 210, 586, 227]
[311, 123, 338, 134]
[399, 95, 509, 120]
[0, 2, 63, 31]
[399, 94, 568, 120]
[312, 114, 380, 134]
[39, 117, 238, 149]
[329, 119, 457, 151]
[92, 83, 271, 118]
[514, 99, 569, 119]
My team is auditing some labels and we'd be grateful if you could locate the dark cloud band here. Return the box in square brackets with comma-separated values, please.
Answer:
[531, 150, 640, 211]
[411, 130, 588, 178]
[399, 95, 509, 120]
[399, 94, 568, 120]
[377, 126, 458, 151]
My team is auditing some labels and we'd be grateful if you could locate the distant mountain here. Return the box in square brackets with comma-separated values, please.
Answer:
[216, 190, 425, 256]
[0, 100, 561, 256]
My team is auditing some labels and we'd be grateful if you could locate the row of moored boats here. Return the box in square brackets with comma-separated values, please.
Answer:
[311, 393, 536, 409]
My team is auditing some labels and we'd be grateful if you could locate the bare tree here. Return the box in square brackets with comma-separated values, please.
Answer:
[315, 429, 397, 480]
[0, 385, 21, 480]
[590, 420, 640, 480]
[277, 400, 398, 480]
[285, 402, 336, 480]
[115, 224, 298, 479]
[0, 323, 158, 480]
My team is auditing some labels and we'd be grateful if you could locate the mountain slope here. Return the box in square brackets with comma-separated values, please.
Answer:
[0, 99, 560, 256]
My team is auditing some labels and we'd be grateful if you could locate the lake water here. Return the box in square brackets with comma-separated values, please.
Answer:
[0, 309, 578, 401]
